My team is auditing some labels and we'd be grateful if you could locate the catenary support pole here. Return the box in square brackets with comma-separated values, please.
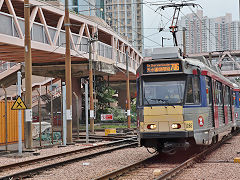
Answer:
[61, 81, 63, 143]
[73, 92, 79, 139]
[89, 40, 94, 133]
[50, 81, 54, 144]
[24, 0, 33, 149]
[85, 82, 89, 144]
[17, 71, 22, 154]
[65, 0, 73, 143]
[62, 82, 67, 146]
[2, 85, 8, 151]
[126, 50, 131, 128]
[183, 27, 186, 58]
[36, 89, 42, 147]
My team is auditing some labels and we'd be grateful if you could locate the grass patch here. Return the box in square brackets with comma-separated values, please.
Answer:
[79, 124, 136, 130]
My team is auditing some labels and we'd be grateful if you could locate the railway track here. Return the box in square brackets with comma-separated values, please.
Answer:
[95, 130, 239, 180]
[0, 138, 137, 180]
[73, 134, 136, 141]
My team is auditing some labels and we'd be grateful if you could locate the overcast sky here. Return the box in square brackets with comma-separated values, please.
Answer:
[143, 0, 239, 49]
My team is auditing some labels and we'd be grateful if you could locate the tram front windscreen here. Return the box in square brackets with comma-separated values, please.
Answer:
[142, 76, 186, 106]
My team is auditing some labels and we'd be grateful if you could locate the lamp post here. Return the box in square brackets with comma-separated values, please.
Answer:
[89, 33, 98, 133]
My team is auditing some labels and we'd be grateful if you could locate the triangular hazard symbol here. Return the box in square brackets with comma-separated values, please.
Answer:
[11, 97, 27, 110]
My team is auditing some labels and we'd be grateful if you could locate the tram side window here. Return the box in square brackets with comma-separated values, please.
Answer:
[231, 90, 234, 106]
[193, 76, 200, 104]
[234, 91, 237, 107]
[186, 77, 194, 104]
[185, 76, 200, 104]
[206, 77, 212, 105]
[224, 86, 230, 106]
[215, 81, 223, 106]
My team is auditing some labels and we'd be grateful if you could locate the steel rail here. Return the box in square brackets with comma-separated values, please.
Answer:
[73, 134, 137, 141]
[0, 142, 138, 180]
[95, 156, 157, 180]
[95, 130, 239, 180]
[155, 130, 239, 180]
[0, 138, 136, 172]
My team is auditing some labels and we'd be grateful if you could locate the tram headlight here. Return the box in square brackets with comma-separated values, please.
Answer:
[171, 123, 181, 129]
[147, 124, 157, 130]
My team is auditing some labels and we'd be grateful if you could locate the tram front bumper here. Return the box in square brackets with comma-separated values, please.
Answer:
[140, 131, 194, 139]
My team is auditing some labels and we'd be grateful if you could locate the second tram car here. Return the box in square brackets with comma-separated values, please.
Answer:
[137, 52, 238, 153]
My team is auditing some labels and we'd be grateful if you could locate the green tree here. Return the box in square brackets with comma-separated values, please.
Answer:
[95, 76, 116, 122]
[131, 98, 137, 122]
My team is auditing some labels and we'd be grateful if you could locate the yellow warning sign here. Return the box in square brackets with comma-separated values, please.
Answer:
[11, 97, 27, 110]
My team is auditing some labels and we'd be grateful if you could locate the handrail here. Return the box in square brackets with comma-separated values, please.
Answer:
[32, 86, 62, 104]
[0, 11, 139, 71]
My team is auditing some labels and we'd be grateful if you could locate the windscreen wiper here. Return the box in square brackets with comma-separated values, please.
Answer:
[151, 98, 175, 108]
[144, 95, 152, 109]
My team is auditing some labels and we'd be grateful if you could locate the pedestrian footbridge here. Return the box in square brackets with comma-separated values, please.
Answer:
[0, 0, 143, 81]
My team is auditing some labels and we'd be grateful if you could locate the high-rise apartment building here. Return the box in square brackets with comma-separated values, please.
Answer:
[45, 0, 143, 52]
[104, 0, 143, 52]
[178, 10, 240, 54]
[58, 0, 97, 16]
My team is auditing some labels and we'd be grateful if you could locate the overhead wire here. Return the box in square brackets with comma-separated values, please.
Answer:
[178, 10, 217, 52]
[1, 0, 173, 48]
[81, 0, 163, 47]
[1, 0, 193, 51]
[178, 8, 223, 53]
[188, 6, 225, 48]
[145, 0, 220, 51]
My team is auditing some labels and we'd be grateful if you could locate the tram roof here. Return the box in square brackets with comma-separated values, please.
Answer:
[141, 56, 236, 88]
[142, 47, 239, 88]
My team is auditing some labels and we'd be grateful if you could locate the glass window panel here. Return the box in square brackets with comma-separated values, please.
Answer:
[206, 77, 212, 105]
[143, 79, 185, 106]
[186, 77, 194, 104]
[193, 76, 200, 104]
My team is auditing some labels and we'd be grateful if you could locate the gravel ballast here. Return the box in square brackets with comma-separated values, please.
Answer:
[30, 147, 154, 180]
[0, 143, 101, 166]
[176, 134, 240, 179]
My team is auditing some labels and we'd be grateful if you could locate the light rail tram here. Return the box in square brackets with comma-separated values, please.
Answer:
[136, 49, 240, 154]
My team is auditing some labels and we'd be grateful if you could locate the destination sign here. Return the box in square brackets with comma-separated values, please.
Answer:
[143, 62, 182, 74]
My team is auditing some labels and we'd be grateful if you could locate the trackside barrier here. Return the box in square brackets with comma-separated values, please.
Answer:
[0, 101, 24, 145]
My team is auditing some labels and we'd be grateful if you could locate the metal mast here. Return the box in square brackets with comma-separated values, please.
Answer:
[155, 2, 201, 46]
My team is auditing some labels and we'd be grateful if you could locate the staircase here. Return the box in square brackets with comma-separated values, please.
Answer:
[0, 61, 61, 104]
[0, 62, 21, 88]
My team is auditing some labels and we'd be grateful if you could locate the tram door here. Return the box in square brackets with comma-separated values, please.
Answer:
[215, 81, 225, 128]
[206, 77, 215, 127]
[230, 89, 234, 123]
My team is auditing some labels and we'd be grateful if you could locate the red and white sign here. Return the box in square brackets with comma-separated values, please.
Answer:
[198, 116, 204, 127]
[235, 113, 238, 118]
[101, 114, 113, 121]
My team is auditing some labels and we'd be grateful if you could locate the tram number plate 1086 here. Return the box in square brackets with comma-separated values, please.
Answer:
[184, 121, 193, 131]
